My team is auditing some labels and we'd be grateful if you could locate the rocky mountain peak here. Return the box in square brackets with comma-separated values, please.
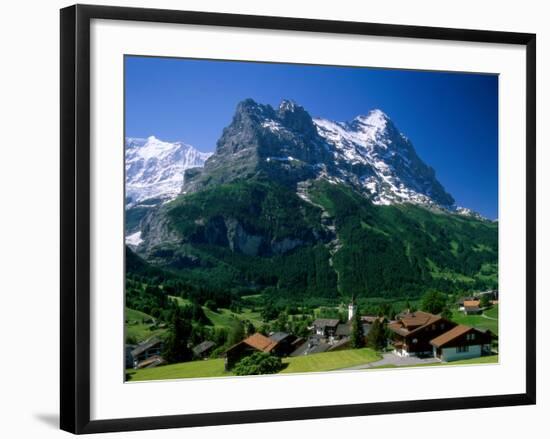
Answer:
[276, 99, 317, 137]
[125, 136, 212, 207]
[352, 109, 389, 129]
[127, 99, 474, 216]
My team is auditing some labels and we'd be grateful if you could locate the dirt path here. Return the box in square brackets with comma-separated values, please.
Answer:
[481, 313, 497, 321]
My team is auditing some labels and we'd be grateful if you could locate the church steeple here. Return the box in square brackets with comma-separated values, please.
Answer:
[348, 294, 357, 321]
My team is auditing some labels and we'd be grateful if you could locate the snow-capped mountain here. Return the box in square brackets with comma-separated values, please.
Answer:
[313, 109, 455, 208]
[181, 99, 481, 216]
[125, 136, 212, 207]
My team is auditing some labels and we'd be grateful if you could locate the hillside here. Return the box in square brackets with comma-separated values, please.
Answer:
[130, 178, 497, 300]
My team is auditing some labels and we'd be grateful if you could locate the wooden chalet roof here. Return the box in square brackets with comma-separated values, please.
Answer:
[388, 311, 441, 337]
[130, 337, 162, 357]
[192, 340, 215, 356]
[269, 332, 293, 343]
[335, 322, 351, 336]
[136, 355, 166, 369]
[463, 300, 481, 308]
[430, 325, 472, 348]
[312, 318, 340, 328]
[242, 333, 279, 353]
[400, 311, 440, 328]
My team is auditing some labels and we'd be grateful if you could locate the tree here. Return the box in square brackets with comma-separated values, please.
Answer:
[290, 319, 310, 338]
[227, 320, 245, 346]
[350, 309, 365, 348]
[421, 290, 447, 315]
[191, 301, 210, 325]
[204, 299, 217, 312]
[245, 321, 256, 336]
[367, 319, 387, 351]
[232, 352, 283, 376]
[212, 327, 228, 346]
[162, 307, 193, 363]
[273, 311, 288, 333]
[261, 301, 279, 321]
[479, 294, 491, 308]
[440, 307, 452, 320]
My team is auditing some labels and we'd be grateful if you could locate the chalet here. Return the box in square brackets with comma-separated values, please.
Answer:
[192, 340, 216, 359]
[335, 322, 352, 338]
[269, 332, 299, 357]
[457, 296, 476, 308]
[289, 335, 331, 356]
[388, 311, 456, 357]
[463, 300, 482, 315]
[125, 344, 136, 368]
[224, 333, 279, 370]
[312, 318, 340, 337]
[135, 355, 166, 369]
[431, 325, 494, 362]
[334, 321, 371, 340]
[131, 337, 164, 366]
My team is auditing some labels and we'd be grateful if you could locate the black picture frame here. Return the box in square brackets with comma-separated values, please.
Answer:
[60, 4, 536, 434]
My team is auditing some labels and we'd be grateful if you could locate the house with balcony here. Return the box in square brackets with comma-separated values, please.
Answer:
[388, 311, 456, 357]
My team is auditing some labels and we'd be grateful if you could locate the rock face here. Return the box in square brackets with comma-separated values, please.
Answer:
[181, 99, 334, 193]
[182, 99, 457, 212]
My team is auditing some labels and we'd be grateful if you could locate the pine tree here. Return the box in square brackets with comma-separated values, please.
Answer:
[367, 319, 387, 351]
[350, 308, 365, 348]
[246, 321, 256, 336]
[421, 290, 447, 314]
[162, 306, 193, 363]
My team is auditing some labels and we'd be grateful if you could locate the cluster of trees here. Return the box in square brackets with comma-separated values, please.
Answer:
[350, 306, 388, 351]
[307, 181, 498, 298]
[232, 352, 283, 376]
[420, 290, 451, 318]
[126, 276, 176, 322]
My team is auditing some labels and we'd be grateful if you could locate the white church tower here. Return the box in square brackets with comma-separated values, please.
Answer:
[348, 295, 357, 321]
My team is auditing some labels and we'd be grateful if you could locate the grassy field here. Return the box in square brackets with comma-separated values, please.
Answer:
[168, 295, 192, 307]
[281, 348, 380, 374]
[198, 305, 264, 329]
[127, 358, 229, 381]
[370, 355, 499, 370]
[484, 305, 499, 319]
[168, 295, 265, 330]
[451, 305, 499, 335]
[125, 308, 166, 343]
[126, 349, 495, 382]
[127, 347, 380, 381]
[202, 307, 239, 328]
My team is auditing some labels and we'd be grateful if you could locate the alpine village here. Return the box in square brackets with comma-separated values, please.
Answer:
[125, 99, 499, 381]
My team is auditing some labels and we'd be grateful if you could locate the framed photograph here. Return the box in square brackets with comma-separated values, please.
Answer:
[60, 4, 536, 434]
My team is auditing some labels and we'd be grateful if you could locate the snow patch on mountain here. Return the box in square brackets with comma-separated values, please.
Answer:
[454, 206, 484, 220]
[313, 110, 454, 209]
[125, 136, 212, 207]
[125, 230, 143, 247]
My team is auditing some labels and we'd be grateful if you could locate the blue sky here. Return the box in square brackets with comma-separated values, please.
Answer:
[125, 56, 498, 219]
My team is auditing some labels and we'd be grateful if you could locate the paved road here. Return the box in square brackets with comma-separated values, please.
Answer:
[343, 352, 441, 370]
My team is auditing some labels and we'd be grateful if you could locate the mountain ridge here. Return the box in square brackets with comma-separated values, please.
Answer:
[125, 98, 497, 300]
[125, 135, 212, 208]
[178, 99, 481, 218]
